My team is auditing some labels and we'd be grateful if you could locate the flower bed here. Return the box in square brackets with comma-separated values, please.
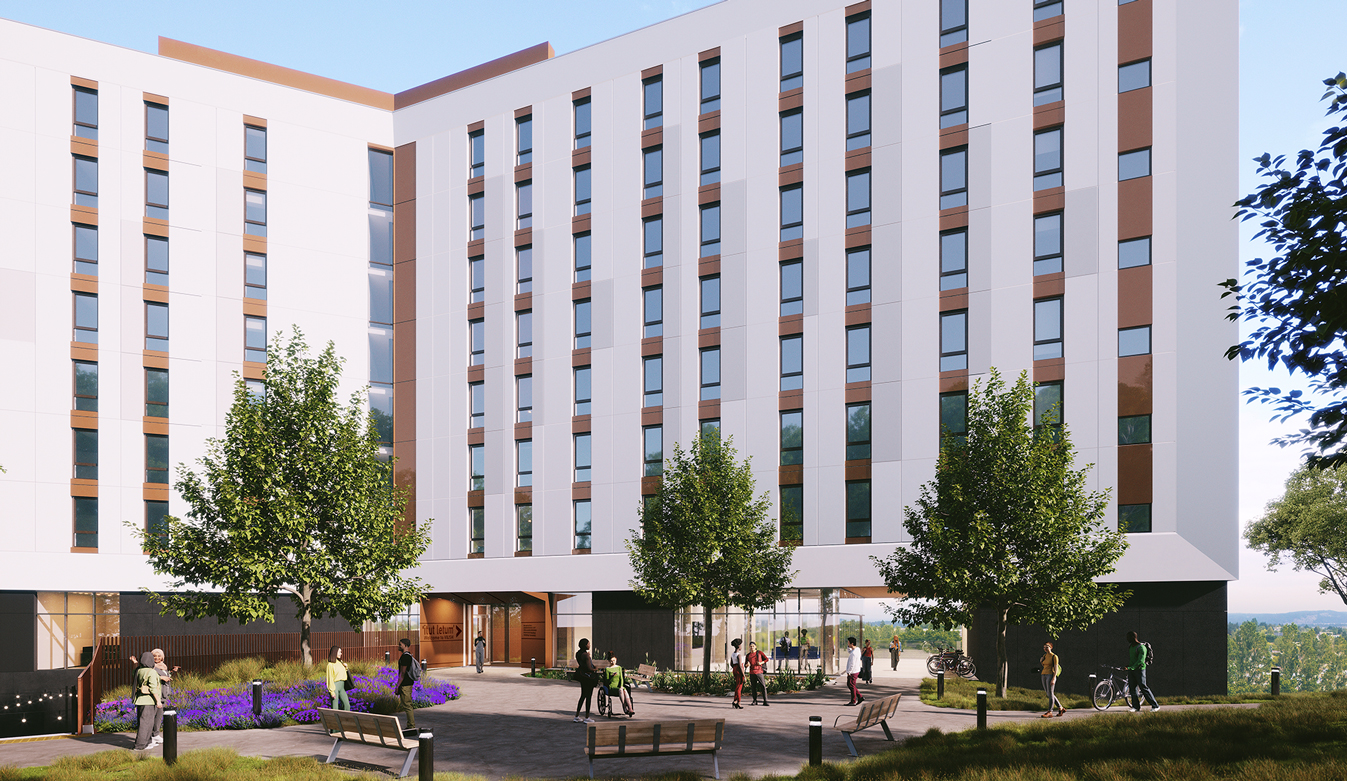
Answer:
[95, 666, 459, 733]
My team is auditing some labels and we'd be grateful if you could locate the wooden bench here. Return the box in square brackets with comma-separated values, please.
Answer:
[629, 663, 658, 691]
[831, 694, 902, 757]
[316, 708, 420, 778]
[584, 719, 724, 779]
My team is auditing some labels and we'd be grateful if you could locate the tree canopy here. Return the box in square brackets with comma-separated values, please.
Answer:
[626, 434, 796, 685]
[872, 369, 1129, 696]
[1246, 462, 1347, 607]
[132, 328, 430, 665]
[1221, 73, 1347, 466]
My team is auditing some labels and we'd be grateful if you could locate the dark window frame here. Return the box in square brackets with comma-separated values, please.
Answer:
[574, 499, 593, 549]
[469, 443, 485, 491]
[145, 169, 169, 219]
[940, 229, 968, 290]
[73, 155, 98, 208]
[644, 215, 663, 268]
[1034, 0, 1064, 22]
[517, 504, 533, 552]
[470, 507, 486, 554]
[575, 299, 592, 349]
[700, 275, 721, 328]
[469, 255, 485, 302]
[780, 335, 803, 390]
[145, 367, 168, 419]
[73, 86, 98, 140]
[73, 360, 98, 412]
[846, 12, 872, 73]
[74, 428, 98, 480]
[145, 102, 168, 153]
[780, 109, 804, 166]
[700, 346, 721, 400]
[846, 169, 871, 228]
[516, 439, 533, 487]
[1034, 126, 1064, 191]
[243, 314, 265, 362]
[940, 66, 968, 129]
[780, 185, 804, 240]
[940, 309, 968, 372]
[516, 310, 533, 358]
[779, 484, 804, 543]
[469, 318, 485, 366]
[780, 32, 804, 92]
[146, 302, 170, 352]
[74, 224, 98, 276]
[847, 247, 871, 306]
[145, 433, 169, 484]
[700, 202, 722, 256]
[940, 147, 968, 209]
[780, 260, 803, 316]
[846, 325, 872, 383]
[643, 76, 663, 130]
[1034, 43, 1064, 105]
[643, 424, 663, 477]
[574, 165, 592, 215]
[1034, 212, 1064, 275]
[574, 365, 592, 416]
[700, 58, 722, 113]
[574, 432, 592, 483]
[516, 180, 533, 229]
[846, 402, 871, 460]
[517, 245, 533, 294]
[780, 410, 803, 466]
[244, 252, 266, 300]
[516, 114, 533, 165]
[644, 286, 663, 338]
[846, 480, 872, 539]
[470, 380, 485, 428]
[517, 375, 533, 423]
[468, 192, 485, 240]
[643, 354, 663, 407]
[940, 0, 969, 46]
[244, 125, 267, 173]
[469, 128, 485, 178]
[700, 131, 721, 185]
[73, 291, 98, 344]
[643, 146, 663, 199]
[244, 188, 267, 236]
[574, 97, 592, 148]
[846, 91, 871, 150]
[1033, 297, 1064, 360]
[574, 232, 592, 282]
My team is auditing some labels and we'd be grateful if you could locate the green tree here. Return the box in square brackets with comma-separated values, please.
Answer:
[872, 369, 1129, 697]
[1221, 74, 1347, 466]
[131, 328, 431, 665]
[1227, 619, 1272, 694]
[626, 434, 796, 686]
[1246, 463, 1347, 606]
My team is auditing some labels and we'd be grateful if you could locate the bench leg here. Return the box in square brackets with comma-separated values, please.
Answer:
[881, 720, 895, 741]
[842, 732, 859, 758]
[589, 757, 594, 779]
[325, 738, 343, 764]
[399, 747, 418, 779]
[713, 750, 719, 780]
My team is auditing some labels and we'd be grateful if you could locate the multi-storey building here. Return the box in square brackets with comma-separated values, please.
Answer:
[0, 0, 1237, 709]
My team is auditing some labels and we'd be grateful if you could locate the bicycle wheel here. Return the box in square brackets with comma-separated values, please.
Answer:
[926, 655, 944, 676]
[1092, 679, 1116, 711]
[956, 659, 976, 679]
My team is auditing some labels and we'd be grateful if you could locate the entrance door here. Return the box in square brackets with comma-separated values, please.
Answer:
[488, 603, 523, 664]
[471, 605, 490, 667]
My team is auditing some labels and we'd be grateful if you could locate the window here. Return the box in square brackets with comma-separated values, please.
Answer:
[469, 192, 485, 240]
[847, 403, 871, 460]
[1034, 298, 1064, 360]
[369, 148, 393, 208]
[940, 148, 967, 209]
[940, 0, 968, 46]
[468, 256, 485, 302]
[643, 76, 663, 129]
[74, 429, 97, 480]
[643, 147, 663, 199]
[369, 384, 393, 446]
[516, 505, 533, 552]
[574, 500, 593, 549]
[517, 375, 532, 423]
[1119, 236, 1152, 269]
[847, 13, 871, 73]
[1034, 128, 1063, 190]
[470, 443, 485, 491]
[146, 302, 169, 352]
[941, 229, 968, 289]
[517, 246, 533, 294]
[780, 411, 803, 465]
[517, 440, 533, 487]
[846, 170, 871, 228]
[780, 335, 803, 390]
[574, 300, 592, 349]
[644, 425, 663, 476]
[846, 92, 871, 150]
[244, 189, 266, 236]
[146, 368, 168, 418]
[847, 326, 871, 382]
[575, 233, 592, 281]
[574, 433, 592, 482]
[846, 481, 871, 538]
[574, 366, 592, 415]
[701, 58, 721, 113]
[1119, 59, 1151, 93]
[644, 287, 663, 338]
[244, 315, 266, 362]
[1034, 0, 1063, 21]
[1034, 382, 1063, 428]
[470, 381, 485, 427]
[370, 326, 392, 384]
[516, 115, 533, 165]
[145, 170, 169, 219]
[146, 434, 169, 484]
[1034, 44, 1063, 105]
[143, 236, 169, 286]
[146, 501, 169, 545]
[1119, 148, 1152, 181]
[574, 166, 592, 215]
[74, 225, 97, 276]
[941, 391, 968, 443]
[1119, 325, 1152, 357]
[74, 156, 97, 208]
[246, 378, 266, 400]
[780, 485, 804, 543]
[245, 125, 267, 173]
[701, 276, 721, 328]
[780, 261, 803, 316]
[517, 310, 533, 358]
[74, 499, 99, 549]
[780, 33, 803, 91]
[940, 67, 968, 128]
[643, 355, 663, 407]
[644, 216, 663, 268]
[701, 347, 721, 400]
[940, 310, 968, 371]
[1034, 213, 1063, 275]
[145, 102, 168, 153]
[701, 419, 721, 440]
[74, 292, 98, 344]
[780, 185, 803, 240]
[469, 319, 485, 365]
[701, 203, 721, 256]
[1119, 414, 1152, 445]
[370, 205, 393, 267]
[73, 86, 98, 140]
[516, 181, 533, 229]
[469, 129, 485, 177]
[74, 361, 97, 412]
[780, 110, 804, 166]
[470, 508, 485, 554]
[574, 98, 592, 148]
[700, 132, 721, 185]
[1119, 504, 1152, 533]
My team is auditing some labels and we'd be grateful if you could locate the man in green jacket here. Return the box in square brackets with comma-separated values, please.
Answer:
[133, 652, 163, 751]
[1126, 631, 1160, 712]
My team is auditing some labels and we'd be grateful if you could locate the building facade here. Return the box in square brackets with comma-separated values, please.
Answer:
[0, 0, 1237, 704]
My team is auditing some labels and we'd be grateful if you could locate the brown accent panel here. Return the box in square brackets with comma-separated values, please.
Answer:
[571, 214, 592, 234]
[1034, 187, 1066, 214]
[845, 385, 872, 404]
[142, 152, 169, 172]
[939, 208, 970, 231]
[698, 183, 721, 205]
[467, 238, 485, 256]
[145, 350, 169, 364]
[142, 286, 170, 305]
[641, 64, 663, 80]
[779, 20, 804, 36]
[514, 292, 533, 312]
[640, 338, 664, 357]
[1118, 444, 1153, 504]
[572, 548, 592, 555]
[845, 149, 872, 171]
[468, 491, 485, 508]
[71, 206, 98, 226]
[142, 219, 169, 238]
[641, 476, 661, 496]
[514, 421, 533, 440]
[845, 536, 872, 545]
[779, 315, 804, 336]
[467, 429, 485, 445]
[641, 266, 663, 288]
[514, 357, 532, 376]
[641, 407, 663, 427]
[779, 239, 804, 261]
[641, 127, 662, 149]
[143, 485, 170, 501]
[467, 178, 485, 195]
[699, 400, 721, 420]
[1118, 265, 1153, 329]
[845, 227, 872, 250]
[368, 142, 393, 153]
[70, 480, 98, 498]
[71, 410, 98, 430]
[514, 163, 532, 183]
[1033, 359, 1065, 383]
[699, 258, 721, 277]
[845, 71, 871, 94]
[778, 164, 804, 187]
[467, 552, 485, 559]
[71, 76, 98, 89]
[939, 128, 968, 150]
[572, 147, 591, 168]
[572, 281, 591, 300]
[394, 320, 416, 379]
[513, 228, 532, 247]
[572, 484, 592, 500]
[698, 111, 721, 134]
[391, 262, 416, 323]
[572, 87, 592, 100]
[514, 488, 532, 504]
[394, 380, 416, 443]
[394, 207, 417, 266]
[467, 120, 485, 133]
[1033, 102, 1065, 131]
[640, 198, 663, 219]
[938, 44, 969, 69]
[141, 352, 168, 370]
[1033, 273, 1065, 298]
[242, 362, 266, 380]
[1033, 17, 1065, 46]
[69, 276, 98, 295]
[467, 364, 485, 383]
[845, 0, 871, 12]
[242, 235, 267, 255]
[778, 89, 804, 112]
[940, 369, 970, 382]
[1118, 0, 1153, 63]
[513, 105, 533, 119]
[699, 47, 721, 62]
[778, 465, 803, 485]
[1118, 177, 1153, 239]
[394, 142, 416, 205]
[396, 43, 554, 109]
[779, 390, 803, 411]
[844, 306, 872, 326]
[71, 546, 100, 554]
[572, 415, 591, 433]
[143, 418, 169, 436]
[1118, 87, 1153, 151]
[571, 348, 591, 367]
[242, 115, 267, 127]
[845, 463, 871, 481]
[939, 375, 970, 393]
[698, 329, 721, 348]
[71, 137, 98, 158]
[1118, 355, 1153, 416]
[466, 302, 485, 321]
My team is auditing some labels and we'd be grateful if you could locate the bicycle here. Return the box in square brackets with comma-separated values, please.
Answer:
[1092, 666, 1131, 710]
[925, 647, 977, 679]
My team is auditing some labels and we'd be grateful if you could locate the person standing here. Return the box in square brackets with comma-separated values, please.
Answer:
[1126, 631, 1160, 712]
[729, 639, 745, 709]
[861, 640, 874, 683]
[746, 641, 770, 706]
[132, 652, 162, 752]
[397, 638, 418, 734]
[844, 637, 864, 706]
[776, 632, 792, 672]
[798, 629, 811, 672]
[1039, 642, 1065, 717]
[889, 635, 902, 670]
[573, 638, 597, 723]
[326, 645, 350, 710]
[474, 632, 487, 674]
[149, 648, 175, 746]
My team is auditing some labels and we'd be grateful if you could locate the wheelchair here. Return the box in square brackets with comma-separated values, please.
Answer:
[596, 681, 635, 718]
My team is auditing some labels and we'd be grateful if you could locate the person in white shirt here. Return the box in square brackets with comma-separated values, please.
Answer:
[844, 637, 865, 705]
[729, 638, 744, 709]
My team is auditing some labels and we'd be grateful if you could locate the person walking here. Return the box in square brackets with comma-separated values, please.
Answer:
[326, 645, 351, 710]
[861, 639, 874, 683]
[746, 641, 770, 706]
[132, 652, 162, 752]
[474, 631, 487, 673]
[1126, 631, 1160, 712]
[396, 638, 418, 734]
[1039, 642, 1065, 717]
[798, 630, 811, 672]
[729, 638, 745, 709]
[573, 638, 597, 723]
[889, 635, 902, 670]
[844, 637, 864, 706]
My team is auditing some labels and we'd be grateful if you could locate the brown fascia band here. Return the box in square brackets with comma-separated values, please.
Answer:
[396, 43, 555, 109]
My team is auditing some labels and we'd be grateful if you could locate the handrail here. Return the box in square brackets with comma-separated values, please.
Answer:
[74, 637, 106, 734]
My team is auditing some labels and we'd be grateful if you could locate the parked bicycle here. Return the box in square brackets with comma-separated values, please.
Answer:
[1092, 665, 1130, 710]
[925, 647, 977, 679]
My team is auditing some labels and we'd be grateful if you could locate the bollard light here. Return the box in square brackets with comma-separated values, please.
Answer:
[1271, 666, 1281, 697]
[421, 659, 427, 673]
[418, 731, 434, 781]
[808, 716, 822, 766]
[163, 709, 178, 765]
[531, 657, 537, 677]
[251, 680, 263, 717]
[976, 688, 987, 730]
[937, 670, 945, 700]
[385, 651, 391, 664]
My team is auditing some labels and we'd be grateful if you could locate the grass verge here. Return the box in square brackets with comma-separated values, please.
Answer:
[919, 674, 1277, 710]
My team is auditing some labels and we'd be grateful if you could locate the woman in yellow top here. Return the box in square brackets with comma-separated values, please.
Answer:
[1040, 642, 1065, 717]
[326, 645, 350, 710]
[602, 652, 634, 716]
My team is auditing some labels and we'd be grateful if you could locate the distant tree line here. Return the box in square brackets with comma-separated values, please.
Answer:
[838, 620, 963, 653]
[1229, 619, 1347, 693]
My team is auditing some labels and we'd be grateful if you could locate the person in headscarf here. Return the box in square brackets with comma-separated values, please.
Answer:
[133, 652, 162, 751]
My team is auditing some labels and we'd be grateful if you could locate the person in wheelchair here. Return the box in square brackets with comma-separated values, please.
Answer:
[601, 652, 634, 716]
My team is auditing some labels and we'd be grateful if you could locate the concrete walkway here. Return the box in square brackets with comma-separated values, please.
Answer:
[0, 660, 1217, 778]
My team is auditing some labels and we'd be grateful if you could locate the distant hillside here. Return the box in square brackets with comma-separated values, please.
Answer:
[1229, 610, 1347, 627]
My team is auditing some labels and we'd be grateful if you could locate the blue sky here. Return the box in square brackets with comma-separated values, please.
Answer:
[2, 0, 1342, 615]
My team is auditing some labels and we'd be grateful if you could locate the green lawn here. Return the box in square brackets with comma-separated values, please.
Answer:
[919, 674, 1277, 711]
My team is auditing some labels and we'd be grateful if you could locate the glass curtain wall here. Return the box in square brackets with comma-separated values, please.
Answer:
[673, 589, 862, 674]
[554, 593, 593, 665]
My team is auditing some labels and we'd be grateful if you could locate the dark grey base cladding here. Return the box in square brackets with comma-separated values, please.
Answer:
[592, 591, 676, 673]
[967, 581, 1228, 697]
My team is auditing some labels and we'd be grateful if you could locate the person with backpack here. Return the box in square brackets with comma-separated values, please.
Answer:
[1126, 631, 1160, 712]
[397, 638, 421, 734]
[1039, 641, 1064, 717]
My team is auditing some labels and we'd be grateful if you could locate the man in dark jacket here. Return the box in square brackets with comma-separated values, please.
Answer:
[397, 638, 417, 733]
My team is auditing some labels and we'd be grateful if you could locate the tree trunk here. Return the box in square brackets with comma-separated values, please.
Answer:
[702, 604, 714, 688]
[995, 606, 1009, 698]
[300, 584, 313, 667]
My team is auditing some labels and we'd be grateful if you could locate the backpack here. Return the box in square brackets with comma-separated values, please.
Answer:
[1143, 642, 1155, 666]
[407, 654, 422, 681]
